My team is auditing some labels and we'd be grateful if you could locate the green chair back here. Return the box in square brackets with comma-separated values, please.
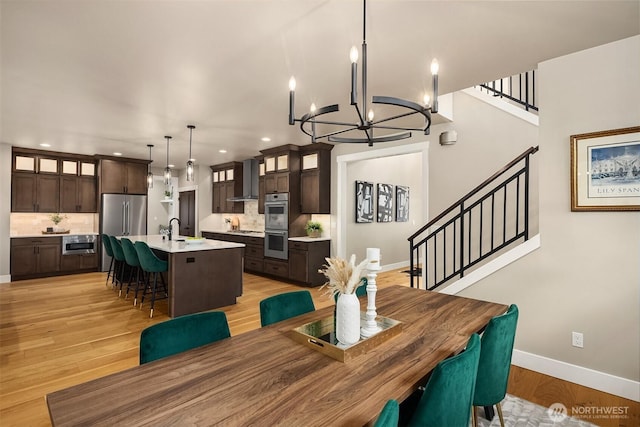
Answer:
[139, 311, 231, 364]
[120, 238, 140, 268]
[374, 399, 399, 427]
[134, 241, 168, 273]
[407, 334, 481, 427]
[473, 304, 519, 407]
[101, 234, 114, 257]
[260, 290, 315, 327]
[108, 236, 125, 262]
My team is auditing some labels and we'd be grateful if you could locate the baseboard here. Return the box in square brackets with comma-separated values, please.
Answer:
[440, 234, 541, 295]
[380, 261, 409, 273]
[512, 349, 640, 402]
[0, 274, 11, 284]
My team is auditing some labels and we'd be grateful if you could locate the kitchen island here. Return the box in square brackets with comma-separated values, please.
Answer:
[125, 235, 245, 317]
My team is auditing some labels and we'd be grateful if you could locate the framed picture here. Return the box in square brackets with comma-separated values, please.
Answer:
[570, 126, 640, 211]
[355, 181, 374, 223]
[377, 183, 394, 222]
[396, 185, 409, 222]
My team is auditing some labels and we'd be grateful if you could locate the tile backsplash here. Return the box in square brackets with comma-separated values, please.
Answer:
[11, 213, 98, 236]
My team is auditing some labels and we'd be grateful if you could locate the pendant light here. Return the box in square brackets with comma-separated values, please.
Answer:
[186, 125, 195, 182]
[164, 135, 172, 185]
[146, 144, 154, 189]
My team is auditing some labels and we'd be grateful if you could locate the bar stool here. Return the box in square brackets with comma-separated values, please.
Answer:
[120, 237, 145, 301]
[101, 234, 114, 287]
[134, 241, 168, 318]
[108, 236, 126, 293]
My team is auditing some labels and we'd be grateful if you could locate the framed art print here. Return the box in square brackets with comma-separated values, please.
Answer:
[396, 185, 409, 222]
[570, 126, 640, 211]
[355, 180, 374, 223]
[377, 183, 393, 222]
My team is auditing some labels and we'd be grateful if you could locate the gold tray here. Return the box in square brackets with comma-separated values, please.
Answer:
[42, 230, 70, 234]
[287, 312, 402, 363]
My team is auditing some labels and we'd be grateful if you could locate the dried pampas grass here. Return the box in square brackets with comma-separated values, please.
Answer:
[319, 254, 369, 298]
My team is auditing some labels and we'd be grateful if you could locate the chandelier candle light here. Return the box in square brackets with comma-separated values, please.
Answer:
[186, 125, 195, 182]
[361, 247, 382, 338]
[288, 0, 439, 146]
[163, 135, 172, 186]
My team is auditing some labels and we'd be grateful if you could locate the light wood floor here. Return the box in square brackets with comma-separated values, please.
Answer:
[1, 270, 637, 426]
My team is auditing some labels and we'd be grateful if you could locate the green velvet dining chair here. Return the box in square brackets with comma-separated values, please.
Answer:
[120, 237, 143, 300]
[108, 235, 126, 292]
[139, 311, 231, 364]
[101, 234, 114, 287]
[134, 241, 168, 318]
[472, 304, 519, 427]
[374, 399, 399, 427]
[259, 290, 315, 327]
[405, 333, 481, 427]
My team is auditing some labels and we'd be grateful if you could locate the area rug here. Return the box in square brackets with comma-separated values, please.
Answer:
[474, 394, 597, 427]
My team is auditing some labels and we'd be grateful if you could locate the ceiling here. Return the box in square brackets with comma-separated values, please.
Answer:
[2, 1, 638, 168]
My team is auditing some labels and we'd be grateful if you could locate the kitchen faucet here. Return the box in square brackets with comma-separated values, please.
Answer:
[168, 217, 181, 241]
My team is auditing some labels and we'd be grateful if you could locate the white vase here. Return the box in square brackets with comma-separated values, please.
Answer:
[336, 293, 361, 345]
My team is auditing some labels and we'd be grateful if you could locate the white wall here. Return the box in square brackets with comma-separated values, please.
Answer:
[346, 153, 423, 266]
[459, 36, 640, 385]
[0, 144, 11, 282]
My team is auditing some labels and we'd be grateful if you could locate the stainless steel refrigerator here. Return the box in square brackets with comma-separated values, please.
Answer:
[100, 194, 147, 271]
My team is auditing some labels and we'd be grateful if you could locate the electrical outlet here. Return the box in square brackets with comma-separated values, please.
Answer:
[572, 331, 584, 348]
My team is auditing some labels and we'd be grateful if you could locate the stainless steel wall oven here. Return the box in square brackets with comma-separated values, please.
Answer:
[264, 193, 289, 259]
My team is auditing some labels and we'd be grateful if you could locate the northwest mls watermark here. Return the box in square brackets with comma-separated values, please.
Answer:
[547, 402, 630, 422]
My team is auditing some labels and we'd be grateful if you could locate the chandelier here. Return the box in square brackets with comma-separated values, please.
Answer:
[288, 0, 439, 146]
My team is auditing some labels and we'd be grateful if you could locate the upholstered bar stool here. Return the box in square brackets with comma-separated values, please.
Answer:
[120, 237, 144, 300]
[108, 236, 126, 293]
[134, 241, 168, 318]
[101, 234, 115, 287]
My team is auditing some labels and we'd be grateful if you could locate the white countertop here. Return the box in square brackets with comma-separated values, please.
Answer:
[201, 230, 266, 238]
[124, 235, 244, 253]
[11, 232, 99, 238]
[288, 236, 331, 242]
[202, 230, 330, 242]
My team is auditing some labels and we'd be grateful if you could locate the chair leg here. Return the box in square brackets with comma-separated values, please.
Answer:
[105, 257, 114, 287]
[471, 406, 478, 427]
[496, 402, 505, 427]
[149, 273, 158, 318]
[133, 271, 147, 307]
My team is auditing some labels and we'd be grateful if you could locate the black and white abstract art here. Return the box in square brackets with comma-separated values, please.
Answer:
[377, 183, 394, 222]
[355, 181, 374, 223]
[396, 185, 409, 222]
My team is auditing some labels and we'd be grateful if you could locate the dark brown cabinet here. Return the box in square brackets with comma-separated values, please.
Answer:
[288, 239, 330, 286]
[264, 172, 290, 193]
[11, 173, 60, 213]
[210, 162, 244, 214]
[201, 231, 264, 273]
[60, 176, 97, 213]
[300, 143, 333, 214]
[98, 158, 148, 194]
[60, 253, 99, 272]
[10, 237, 61, 279]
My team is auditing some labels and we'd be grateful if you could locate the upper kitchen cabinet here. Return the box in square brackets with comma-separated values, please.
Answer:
[299, 143, 333, 214]
[11, 148, 60, 212]
[260, 145, 300, 194]
[97, 157, 149, 195]
[256, 155, 265, 214]
[210, 162, 243, 214]
[60, 159, 97, 213]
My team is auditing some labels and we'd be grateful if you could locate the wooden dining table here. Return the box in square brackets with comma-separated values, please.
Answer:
[46, 285, 508, 427]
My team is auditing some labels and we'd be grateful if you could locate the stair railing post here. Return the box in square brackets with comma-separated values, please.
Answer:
[459, 203, 465, 279]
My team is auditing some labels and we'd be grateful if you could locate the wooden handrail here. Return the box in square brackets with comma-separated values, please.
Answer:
[408, 146, 539, 242]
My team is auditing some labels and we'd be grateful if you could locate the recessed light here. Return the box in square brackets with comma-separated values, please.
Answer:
[261, 137, 271, 142]
[113, 152, 122, 156]
[219, 149, 227, 153]
[40, 143, 51, 147]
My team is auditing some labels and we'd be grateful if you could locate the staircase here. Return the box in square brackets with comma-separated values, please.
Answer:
[408, 146, 539, 290]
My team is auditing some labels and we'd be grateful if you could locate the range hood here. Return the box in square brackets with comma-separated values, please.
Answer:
[228, 159, 259, 201]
